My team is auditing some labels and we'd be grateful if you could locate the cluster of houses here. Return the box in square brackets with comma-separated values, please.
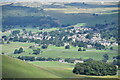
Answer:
[8, 26, 118, 47]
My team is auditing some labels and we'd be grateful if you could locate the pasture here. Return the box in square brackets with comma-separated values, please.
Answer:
[28, 60, 118, 78]
[2, 55, 60, 78]
[2, 42, 118, 62]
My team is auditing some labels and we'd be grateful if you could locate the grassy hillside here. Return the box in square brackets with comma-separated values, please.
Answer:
[28, 61, 79, 78]
[2, 4, 60, 31]
[1, 55, 88, 78]
[28, 61, 75, 68]
[29, 61, 118, 78]
[1, 54, 118, 78]
[45, 11, 118, 26]
[2, 55, 60, 78]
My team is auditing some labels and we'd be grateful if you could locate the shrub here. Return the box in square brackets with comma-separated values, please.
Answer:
[65, 45, 70, 49]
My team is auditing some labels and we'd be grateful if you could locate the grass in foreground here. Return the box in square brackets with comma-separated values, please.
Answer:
[2, 55, 59, 78]
[1, 55, 118, 78]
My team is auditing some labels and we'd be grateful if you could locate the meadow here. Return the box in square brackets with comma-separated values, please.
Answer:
[2, 42, 118, 62]
[28, 60, 119, 78]
[2, 55, 59, 78]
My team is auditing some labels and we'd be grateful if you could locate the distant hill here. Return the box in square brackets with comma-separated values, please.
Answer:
[65, 2, 119, 8]
[2, 55, 60, 78]
[2, 4, 60, 31]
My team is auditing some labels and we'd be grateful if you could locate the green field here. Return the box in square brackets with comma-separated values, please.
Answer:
[41, 46, 117, 62]
[2, 55, 118, 78]
[2, 55, 59, 78]
[2, 42, 118, 62]
[2, 55, 86, 78]
[28, 61, 75, 69]
[28, 61, 118, 78]
[28, 61, 78, 78]
[2, 42, 34, 54]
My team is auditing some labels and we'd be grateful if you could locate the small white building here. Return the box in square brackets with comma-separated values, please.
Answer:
[59, 59, 65, 63]
[74, 60, 84, 64]
[64, 43, 69, 46]
[87, 45, 93, 48]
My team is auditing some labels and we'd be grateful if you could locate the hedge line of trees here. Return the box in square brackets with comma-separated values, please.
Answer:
[17, 56, 61, 61]
[17, 56, 84, 63]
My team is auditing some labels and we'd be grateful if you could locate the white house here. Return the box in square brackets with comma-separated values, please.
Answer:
[59, 59, 65, 63]
[74, 60, 84, 64]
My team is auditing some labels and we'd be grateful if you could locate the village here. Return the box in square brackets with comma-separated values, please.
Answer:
[2, 25, 118, 48]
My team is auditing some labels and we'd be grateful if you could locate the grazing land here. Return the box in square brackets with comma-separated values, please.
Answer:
[2, 55, 59, 78]
[1, 2, 119, 78]
[2, 42, 118, 62]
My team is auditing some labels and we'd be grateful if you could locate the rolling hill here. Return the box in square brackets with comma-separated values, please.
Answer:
[2, 4, 60, 31]
[2, 55, 60, 78]
[2, 55, 118, 78]
[1, 55, 87, 78]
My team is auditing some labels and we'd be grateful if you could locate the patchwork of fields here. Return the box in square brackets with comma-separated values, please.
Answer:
[1, 2, 119, 78]
[2, 42, 118, 62]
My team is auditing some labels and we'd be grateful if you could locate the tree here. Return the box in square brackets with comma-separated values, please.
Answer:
[32, 48, 41, 55]
[84, 58, 93, 62]
[83, 48, 86, 51]
[112, 55, 120, 69]
[65, 45, 70, 49]
[2, 52, 5, 55]
[19, 37, 28, 42]
[77, 42, 87, 48]
[12, 30, 20, 36]
[19, 47, 23, 53]
[14, 49, 19, 54]
[85, 34, 92, 39]
[73, 60, 117, 76]
[22, 29, 27, 34]
[2, 36, 7, 41]
[110, 47, 113, 50]
[103, 54, 109, 60]
[13, 36, 19, 42]
[41, 45, 48, 49]
[94, 43, 105, 50]
[78, 48, 82, 51]
[7, 41, 10, 44]
[13, 48, 23, 54]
